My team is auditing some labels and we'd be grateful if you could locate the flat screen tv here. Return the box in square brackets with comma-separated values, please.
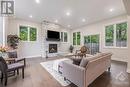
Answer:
[46, 30, 60, 41]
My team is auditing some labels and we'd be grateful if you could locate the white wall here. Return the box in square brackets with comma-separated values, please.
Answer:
[0, 17, 3, 45]
[8, 18, 71, 58]
[71, 15, 129, 62]
[8, 18, 42, 58]
[127, 15, 130, 73]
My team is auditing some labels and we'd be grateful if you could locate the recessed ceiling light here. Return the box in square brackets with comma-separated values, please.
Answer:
[54, 19, 58, 23]
[29, 15, 33, 18]
[68, 25, 71, 27]
[109, 8, 114, 12]
[35, 0, 40, 4]
[66, 12, 71, 16]
[82, 19, 86, 22]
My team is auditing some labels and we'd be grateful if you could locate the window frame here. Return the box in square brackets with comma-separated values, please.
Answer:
[60, 31, 68, 43]
[18, 25, 38, 42]
[73, 32, 81, 46]
[104, 20, 128, 49]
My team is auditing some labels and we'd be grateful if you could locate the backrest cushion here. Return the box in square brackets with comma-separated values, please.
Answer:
[80, 58, 89, 67]
[8, 51, 17, 58]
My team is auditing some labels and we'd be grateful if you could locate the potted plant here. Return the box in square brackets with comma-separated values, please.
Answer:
[69, 45, 74, 53]
[7, 35, 21, 49]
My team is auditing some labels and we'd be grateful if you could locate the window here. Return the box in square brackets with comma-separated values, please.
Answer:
[19, 26, 37, 41]
[61, 32, 63, 42]
[116, 22, 127, 47]
[77, 32, 80, 45]
[19, 26, 28, 41]
[30, 27, 37, 41]
[60, 32, 68, 42]
[64, 32, 68, 42]
[105, 25, 114, 46]
[73, 33, 76, 45]
[73, 32, 81, 45]
[84, 34, 100, 54]
[105, 22, 127, 48]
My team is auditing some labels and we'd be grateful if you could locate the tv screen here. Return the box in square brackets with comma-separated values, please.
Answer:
[47, 30, 60, 40]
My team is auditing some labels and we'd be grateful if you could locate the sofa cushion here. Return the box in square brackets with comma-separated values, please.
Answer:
[80, 58, 89, 67]
[70, 57, 82, 65]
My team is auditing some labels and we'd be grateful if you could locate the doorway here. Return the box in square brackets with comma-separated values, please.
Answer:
[84, 34, 100, 55]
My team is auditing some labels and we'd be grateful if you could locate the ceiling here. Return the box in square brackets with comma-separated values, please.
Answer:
[14, 0, 126, 29]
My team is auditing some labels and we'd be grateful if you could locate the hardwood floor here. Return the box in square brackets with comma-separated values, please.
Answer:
[0, 57, 130, 87]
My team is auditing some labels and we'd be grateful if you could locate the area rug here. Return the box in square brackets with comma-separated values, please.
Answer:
[40, 59, 71, 86]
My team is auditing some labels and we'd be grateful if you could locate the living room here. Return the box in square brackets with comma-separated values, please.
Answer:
[0, 0, 130, 87]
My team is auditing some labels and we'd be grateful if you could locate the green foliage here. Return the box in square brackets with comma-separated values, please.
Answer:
[73, 33, 76, 45]
[19, 26, 37, 41]
[61, 32, 63, 42]
[20, 26, 28, 41]
[91, 35, 99, 43]
[105, 25, 114, 43]
[105, 22, 127, 47]
[84, 35, 99, 44]
[64, 32, 68, 42]
[73, 32, 81, 45]
[77, 32, 80, 45]
[30, 27, 37, 41]
[116, 22, 127, 41]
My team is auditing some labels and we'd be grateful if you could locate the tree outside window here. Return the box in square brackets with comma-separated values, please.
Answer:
[64, 32, 68, 42]
[30, 27, 37, 41]
[73, 32, 81, 45]
[19, 26, 28, 41]
[116, 22, 127, 47]
[105, 25, 114, 46]
[105, 22, 127, 48]
[77, 32, 80, 45]
[73, 33, 76, 45]
[19, 26, 37, 41]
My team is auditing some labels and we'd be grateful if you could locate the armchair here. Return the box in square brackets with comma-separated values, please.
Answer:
[0, 57, 24, 86]
[7, 51, 26, 67]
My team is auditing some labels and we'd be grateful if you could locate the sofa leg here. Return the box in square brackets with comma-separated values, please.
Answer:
[108, 67, 111, 72]
[64, 77, 66, 81]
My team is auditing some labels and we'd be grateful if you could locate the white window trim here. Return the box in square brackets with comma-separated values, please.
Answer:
[104, 21, 128, 49]
[83, 33, 101, 52]
[60, 32, 68, 43]
[18, 25, 38, 42]
[73, 32, 81, 46]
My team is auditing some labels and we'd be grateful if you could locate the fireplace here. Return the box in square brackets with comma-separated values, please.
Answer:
[49, 44, 57, 53]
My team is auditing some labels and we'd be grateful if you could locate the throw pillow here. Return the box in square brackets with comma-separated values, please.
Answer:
[70, 57, 82, 65]
[80, 58, 89, 67]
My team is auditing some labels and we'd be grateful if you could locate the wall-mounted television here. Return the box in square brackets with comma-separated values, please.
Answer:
[46, 30, 60, 41]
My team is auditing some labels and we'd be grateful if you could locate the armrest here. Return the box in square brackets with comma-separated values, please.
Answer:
[62, 61, 85, 87]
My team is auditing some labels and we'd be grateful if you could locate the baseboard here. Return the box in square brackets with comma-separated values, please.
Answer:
[111, 57, 127, 62]
[22, 55, 42, 58]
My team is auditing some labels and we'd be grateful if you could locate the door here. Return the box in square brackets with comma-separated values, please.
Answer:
[84, 34, 100, 55]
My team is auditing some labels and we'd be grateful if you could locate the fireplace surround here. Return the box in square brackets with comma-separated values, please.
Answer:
[49, 44, 57, 53]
